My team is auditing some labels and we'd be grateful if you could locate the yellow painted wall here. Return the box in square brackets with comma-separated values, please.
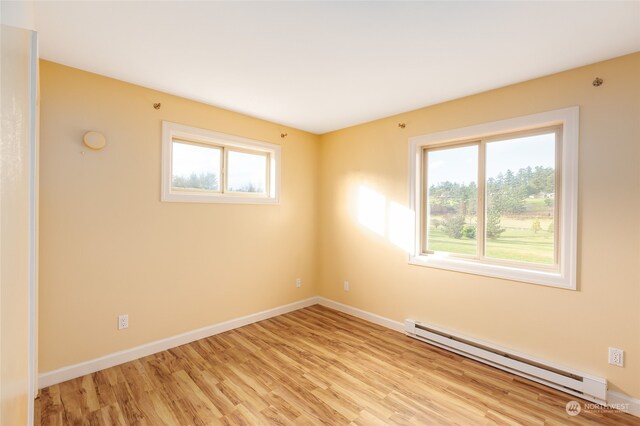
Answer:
[39, 61, 320, 372]
[318, 53, 640, 398]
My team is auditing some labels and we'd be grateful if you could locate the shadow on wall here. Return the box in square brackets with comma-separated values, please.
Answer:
[355, 185, 415, 253]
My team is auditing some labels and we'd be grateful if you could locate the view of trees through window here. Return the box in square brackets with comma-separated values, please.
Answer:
[426, 131, 557, 265]
[171, 141, 267, 194]
[426, 145, 478, 256]
[171, 141, 221, 191]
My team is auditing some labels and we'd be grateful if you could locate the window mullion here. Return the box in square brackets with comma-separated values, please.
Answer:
[265, 153, 271, 196]
[422, 149, 430, 254]
[554, 127, 562, 265]
[221, 147, 227, 194]
[477, 140, 487, 259]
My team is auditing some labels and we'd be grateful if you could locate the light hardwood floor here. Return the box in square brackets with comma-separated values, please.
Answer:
[36, 305, 637, 425]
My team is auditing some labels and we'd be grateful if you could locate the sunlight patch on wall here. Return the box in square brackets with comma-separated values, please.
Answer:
[356, 185, 415, 252]
[389, 201, 415, 253]
[357, 186, 385, 236]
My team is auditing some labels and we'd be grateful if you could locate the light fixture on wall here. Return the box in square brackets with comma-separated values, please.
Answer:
[592, 77, 604, 87]
[398, 122, 406, 129]
[83, 131, 106, 150]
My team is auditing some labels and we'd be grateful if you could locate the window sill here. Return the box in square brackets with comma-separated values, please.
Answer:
[409, 254, 575, 290]
[162, 192, 279, 205]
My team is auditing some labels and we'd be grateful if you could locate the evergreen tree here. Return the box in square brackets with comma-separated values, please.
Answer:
[443, 214, 465, 239]
[486, 210, 505, 239]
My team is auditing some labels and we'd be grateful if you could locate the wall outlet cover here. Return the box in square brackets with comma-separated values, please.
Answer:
[608, 347, 624, 367]
[118, 314, 129, 330]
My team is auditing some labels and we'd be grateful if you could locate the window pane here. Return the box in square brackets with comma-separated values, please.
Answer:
[227, 150, 267, 193]
[485, 132, 556, 265]
[171, 141, 221, 191]
[426, 145, 478, 255]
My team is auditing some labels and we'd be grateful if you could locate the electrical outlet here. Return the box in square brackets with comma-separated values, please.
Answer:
[343, 281, 350, 291]
[295, 278, 302, 288]
[118, 314, 129, 330]
[608, 347, 624, 367]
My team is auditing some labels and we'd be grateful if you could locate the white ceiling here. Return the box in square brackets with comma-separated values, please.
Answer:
[33, 1, 640, 134]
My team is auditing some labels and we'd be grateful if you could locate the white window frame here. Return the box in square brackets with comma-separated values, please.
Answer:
[408, 107, 579, 289]
[162, 121, 280, 204]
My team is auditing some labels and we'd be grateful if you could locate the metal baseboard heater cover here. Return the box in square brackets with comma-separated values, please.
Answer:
[405, 319, 607, 405]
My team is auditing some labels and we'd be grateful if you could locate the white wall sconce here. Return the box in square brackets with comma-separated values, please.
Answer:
[83, 131, 106, 150]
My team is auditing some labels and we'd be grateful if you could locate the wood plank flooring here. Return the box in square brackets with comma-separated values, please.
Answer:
[36, 305, 638, 425]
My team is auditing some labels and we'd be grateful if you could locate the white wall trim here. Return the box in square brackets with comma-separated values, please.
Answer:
[38, 297, 319, 388]
[315, 297, 405, 333]
[27, 28, 39, 426]
[608, 391, 640, 417]
[37, 296, 639, 418]
[161, 120, 281, 205]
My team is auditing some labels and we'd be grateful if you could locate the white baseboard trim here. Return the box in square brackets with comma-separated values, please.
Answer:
[38, 296, 319, 389]
[608, 390, 640, 417]
[316, 297, 405, 333]
[38, 295, 639, 418]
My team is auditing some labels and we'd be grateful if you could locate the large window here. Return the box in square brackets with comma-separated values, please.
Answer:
[409, 108, 578, 289]
[162, 121, 280, 204]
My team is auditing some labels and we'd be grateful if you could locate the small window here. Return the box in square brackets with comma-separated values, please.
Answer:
[409, 107, 578, 289]
[162, 121, 280, 204]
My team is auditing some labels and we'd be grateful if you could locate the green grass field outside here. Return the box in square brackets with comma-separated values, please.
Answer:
[428, 213, 555, 264]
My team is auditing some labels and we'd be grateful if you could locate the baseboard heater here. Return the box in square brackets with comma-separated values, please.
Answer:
[405, 319, 607, 405]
